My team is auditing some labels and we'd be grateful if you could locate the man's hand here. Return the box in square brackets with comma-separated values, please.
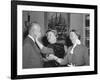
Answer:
[46, 54, 57, 60]
[46, 54, 65, 65]
[56, 58, 64, 64]
[42, 58, 48, 62]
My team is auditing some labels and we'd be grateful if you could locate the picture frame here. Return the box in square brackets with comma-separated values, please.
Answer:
[11, 0, 98, 79]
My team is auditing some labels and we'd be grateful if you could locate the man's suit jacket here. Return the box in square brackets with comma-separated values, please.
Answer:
[23, 36, 43, 69]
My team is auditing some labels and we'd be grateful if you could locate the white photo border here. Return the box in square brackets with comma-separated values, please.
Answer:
[17, 5, 94, 75]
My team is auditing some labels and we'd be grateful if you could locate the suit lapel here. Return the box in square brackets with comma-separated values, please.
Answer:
[27, 37, 43, 60]
[28, 36, 40, 53]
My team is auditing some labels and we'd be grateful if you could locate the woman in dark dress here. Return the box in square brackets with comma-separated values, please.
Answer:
[43, 30, 66, 67]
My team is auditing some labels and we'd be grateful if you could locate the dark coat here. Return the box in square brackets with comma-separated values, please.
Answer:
[23, 36, 43, 69]
[43, 43, 65, 67]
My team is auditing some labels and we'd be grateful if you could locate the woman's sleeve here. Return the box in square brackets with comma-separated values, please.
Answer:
[61, 55, 68, 65]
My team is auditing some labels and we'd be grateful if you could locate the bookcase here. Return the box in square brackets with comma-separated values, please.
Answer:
[83, 14, 90, 53]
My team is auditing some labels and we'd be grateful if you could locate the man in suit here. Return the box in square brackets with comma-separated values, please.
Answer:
[23, 22, 54, 69]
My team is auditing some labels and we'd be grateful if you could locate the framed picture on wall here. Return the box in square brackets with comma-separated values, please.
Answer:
[11, 0, 97, 79]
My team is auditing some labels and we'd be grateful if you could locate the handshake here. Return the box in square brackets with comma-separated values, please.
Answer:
[46, 54, 63, 64]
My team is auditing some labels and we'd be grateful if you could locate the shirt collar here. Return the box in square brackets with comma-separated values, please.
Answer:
[28, 35, 35, 42]
[76, 39, 81, 45]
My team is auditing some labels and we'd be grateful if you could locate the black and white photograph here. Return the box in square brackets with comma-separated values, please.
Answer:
[11, 1, 97, 79]
[22, 11, 90, 68]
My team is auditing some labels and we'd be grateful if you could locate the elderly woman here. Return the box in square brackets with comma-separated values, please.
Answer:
[43, 30, 66, 67]
[52, 29, 89, 66]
